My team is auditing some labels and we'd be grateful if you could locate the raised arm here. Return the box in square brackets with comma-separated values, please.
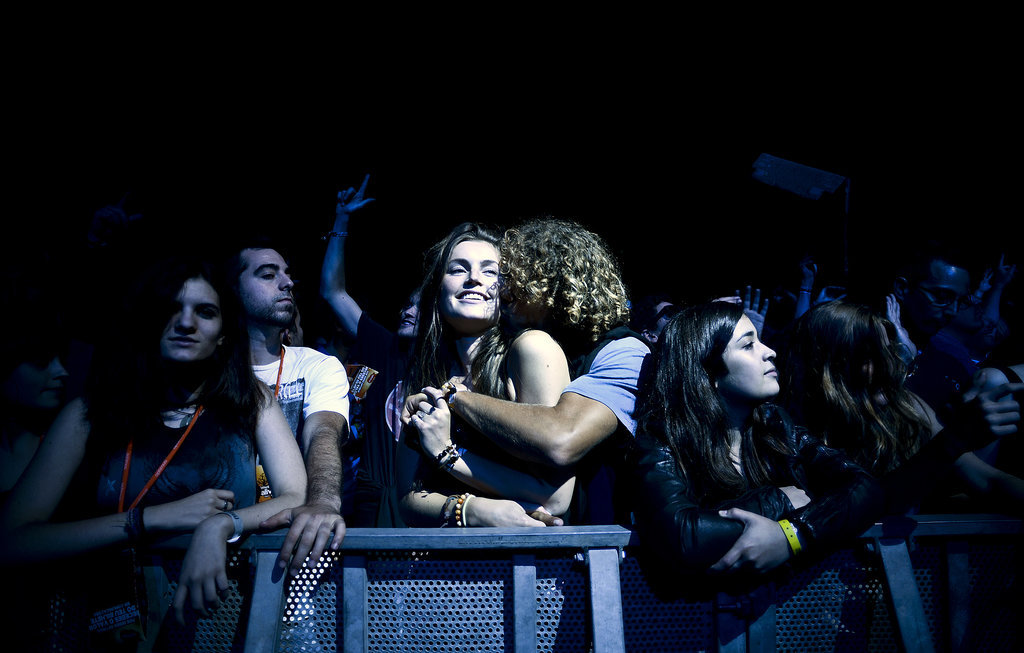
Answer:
[319, 174, 375, 338]
[794, 256, 816, 321]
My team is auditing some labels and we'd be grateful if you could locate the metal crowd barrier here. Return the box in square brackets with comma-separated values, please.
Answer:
[35, 514, 1022, 652]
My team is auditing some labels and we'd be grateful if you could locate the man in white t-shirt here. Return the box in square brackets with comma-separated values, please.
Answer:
[230, 244, 350, 576]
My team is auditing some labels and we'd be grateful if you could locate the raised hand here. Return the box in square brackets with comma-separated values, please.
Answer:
[335, 174, 375, 219]
[885, 293, 917, 362]
[798, 256, 817, 290]
[738, 286, 769, 336]
[991, 254, 1016, 290]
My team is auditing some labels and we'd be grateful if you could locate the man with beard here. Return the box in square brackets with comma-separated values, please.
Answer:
[229, 243, 350, 577]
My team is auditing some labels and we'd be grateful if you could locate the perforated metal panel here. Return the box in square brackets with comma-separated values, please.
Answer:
[775, 546, 893, 652]
[35, 531, 1023, 652]
[279, 552, 340, 652]
[534, 553, 589, 651]
[619, 553, 715, 652]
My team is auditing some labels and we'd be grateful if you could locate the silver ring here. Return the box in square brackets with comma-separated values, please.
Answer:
[223, 501, 229, 511]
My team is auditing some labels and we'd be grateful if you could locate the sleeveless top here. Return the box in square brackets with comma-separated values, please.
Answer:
[92, 411, 258, 513]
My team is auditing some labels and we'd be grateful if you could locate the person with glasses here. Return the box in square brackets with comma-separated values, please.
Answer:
[891, 242, 972, 357]
[908, 254, 1017, 425]
[630, 292, 681, 350]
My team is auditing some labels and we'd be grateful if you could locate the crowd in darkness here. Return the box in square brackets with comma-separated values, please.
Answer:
[2, 153, 1022, 648]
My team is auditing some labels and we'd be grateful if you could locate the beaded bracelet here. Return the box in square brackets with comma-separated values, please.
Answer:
[435, 443, 461, 471]
[321, 231, 349, 241]
[454, 493, 473, 527]
[778, 519, 803, 556]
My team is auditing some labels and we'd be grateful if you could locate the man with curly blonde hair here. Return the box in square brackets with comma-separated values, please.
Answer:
[405, 217, 651, 524]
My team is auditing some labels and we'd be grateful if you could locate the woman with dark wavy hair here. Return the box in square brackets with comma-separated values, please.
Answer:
[0, 256, 306, 628]
[398, 222, 575, 527]
[628, 301, 884, 583]
[780, 300, 1024, 514]
[780, 301, 934, 476]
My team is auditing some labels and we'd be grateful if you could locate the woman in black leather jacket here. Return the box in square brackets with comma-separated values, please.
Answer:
[627, 302, 884, 581]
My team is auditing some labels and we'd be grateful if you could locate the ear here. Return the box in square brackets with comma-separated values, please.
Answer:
[893, 277, 909, 301]
[642, 329, 658, 344]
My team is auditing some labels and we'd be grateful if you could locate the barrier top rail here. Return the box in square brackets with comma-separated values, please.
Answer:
[151, 513, 1021, 554]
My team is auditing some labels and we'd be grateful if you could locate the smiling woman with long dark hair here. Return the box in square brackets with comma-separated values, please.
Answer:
[397, 222, 575, 527]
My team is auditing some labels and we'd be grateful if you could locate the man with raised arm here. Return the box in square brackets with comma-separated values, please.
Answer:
[320, 174, 419, 527]
[228, 239, 350, 576]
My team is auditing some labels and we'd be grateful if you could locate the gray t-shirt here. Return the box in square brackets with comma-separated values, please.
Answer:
[562, 336, 649, 435]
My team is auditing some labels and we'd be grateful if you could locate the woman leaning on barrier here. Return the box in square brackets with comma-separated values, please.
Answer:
[627, 301, 1022, 593]
[626, 302, 883, 590]
[0, 257, 306, 642]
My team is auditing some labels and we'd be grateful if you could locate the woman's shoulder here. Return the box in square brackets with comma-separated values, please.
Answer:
[509, 328, 567, 360]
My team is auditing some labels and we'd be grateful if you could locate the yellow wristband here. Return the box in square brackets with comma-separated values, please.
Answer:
[778, 519, 803, 556]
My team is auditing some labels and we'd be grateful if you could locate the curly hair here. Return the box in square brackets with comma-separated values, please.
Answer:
[500, 218, 630, 352]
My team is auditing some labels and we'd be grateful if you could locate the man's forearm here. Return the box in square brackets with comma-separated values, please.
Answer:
[303, 422, 344, 512]
[450, 390, 620, 469]
[450, 391, 562, 465]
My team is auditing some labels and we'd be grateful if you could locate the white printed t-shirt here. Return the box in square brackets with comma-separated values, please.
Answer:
[252, 345, 351, 454]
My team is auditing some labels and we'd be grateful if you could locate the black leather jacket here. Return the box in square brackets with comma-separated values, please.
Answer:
[626, 405, 884, 578]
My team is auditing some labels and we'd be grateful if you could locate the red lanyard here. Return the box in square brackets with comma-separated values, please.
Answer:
[117, 349, 284, 512]
[118, 405, 205, 513]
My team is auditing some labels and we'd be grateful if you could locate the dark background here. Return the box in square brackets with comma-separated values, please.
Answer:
[11, 75, 1020, 343]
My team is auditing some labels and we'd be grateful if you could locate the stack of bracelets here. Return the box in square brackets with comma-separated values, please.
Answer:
[439, 492, 475, 527]
[435, 442, 461, 472]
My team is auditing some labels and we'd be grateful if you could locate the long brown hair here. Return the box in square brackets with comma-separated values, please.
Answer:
[780, 301, 931, 476]
[405, 222, 505, 397]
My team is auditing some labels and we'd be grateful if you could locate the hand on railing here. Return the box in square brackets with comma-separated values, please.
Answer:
[260, 503, 347, 578]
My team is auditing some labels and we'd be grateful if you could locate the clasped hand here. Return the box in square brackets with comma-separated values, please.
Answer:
[709, 508, 791, 574]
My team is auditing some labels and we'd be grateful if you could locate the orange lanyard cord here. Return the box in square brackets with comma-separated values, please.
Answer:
[274, 347, 285, 399]
[118, 405, 205, 513]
